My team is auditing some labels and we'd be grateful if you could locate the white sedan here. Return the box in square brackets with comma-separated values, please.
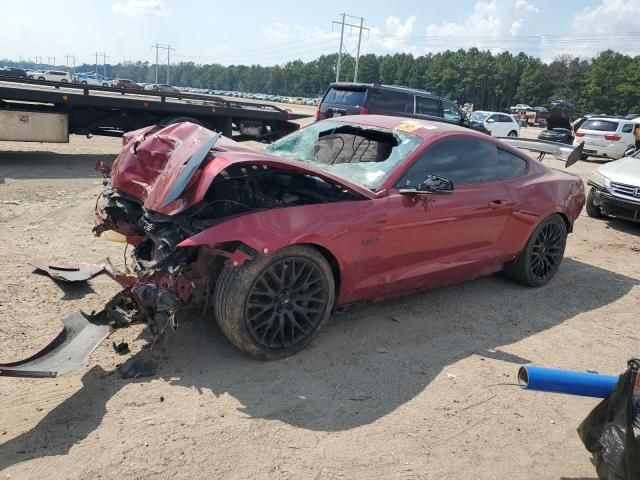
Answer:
[470, 111, 520, 137]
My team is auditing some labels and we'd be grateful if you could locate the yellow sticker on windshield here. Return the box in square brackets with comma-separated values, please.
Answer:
[395, 121, 422, 133]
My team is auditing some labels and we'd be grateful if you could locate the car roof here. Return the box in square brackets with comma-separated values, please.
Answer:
[326, 114, 484, 140]
[584, 117, 625, 123]
[329, 82, 436, 97]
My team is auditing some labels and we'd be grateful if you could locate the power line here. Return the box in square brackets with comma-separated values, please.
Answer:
[333, 13, 369, 82]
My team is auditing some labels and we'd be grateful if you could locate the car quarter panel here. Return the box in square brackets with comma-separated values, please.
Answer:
[177, 200, 389, 305]
[497, 165, 585, 259]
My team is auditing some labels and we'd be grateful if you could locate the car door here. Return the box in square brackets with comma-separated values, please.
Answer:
[372, 137, 513, 297]
[485, 114, 501, 136]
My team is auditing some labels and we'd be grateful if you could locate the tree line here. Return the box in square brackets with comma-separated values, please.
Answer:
[4, 48, 640, 116]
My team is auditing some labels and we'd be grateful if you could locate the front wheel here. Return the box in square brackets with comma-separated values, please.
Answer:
[102, 83, 109, 87]
[503, 214, 567, 287]
[38, 76, 45, 80]
[586, 188, 603, 218]
[214, 245, 335, 360]
[508, 130, 518, 137]
[60, 79, 68, 83]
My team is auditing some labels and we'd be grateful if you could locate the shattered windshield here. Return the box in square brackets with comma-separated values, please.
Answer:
[264, 121, 422, 190]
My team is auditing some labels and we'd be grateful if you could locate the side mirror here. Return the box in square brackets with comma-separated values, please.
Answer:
[486, 118, 495, 123]
[399, 175, 454, 195]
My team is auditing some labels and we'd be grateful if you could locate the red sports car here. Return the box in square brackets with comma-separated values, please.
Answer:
[92, 116, 585, 360]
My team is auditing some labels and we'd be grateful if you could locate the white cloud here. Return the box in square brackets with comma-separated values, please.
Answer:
[112, 0, 169, 17]
[378, 16, 416, 50]
[423, 0, 542, 55]
[535, 0, 640, 61]
[510, 19, 524, 36]
[516, 0, 539, 13]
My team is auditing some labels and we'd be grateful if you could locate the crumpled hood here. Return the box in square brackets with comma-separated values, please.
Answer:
[599, 155, 640, 187]
[109, 122, 374, 215]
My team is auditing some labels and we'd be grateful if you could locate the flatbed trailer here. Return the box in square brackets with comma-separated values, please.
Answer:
[0, 76, 306, 142]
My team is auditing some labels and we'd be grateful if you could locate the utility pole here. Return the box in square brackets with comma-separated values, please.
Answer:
[95, 52, 99, 73]
[354, 16, 364, 82]
[151, 43, 174, 84]
[336, 13, 345, 82]
[101, 53, 109, 77]
[166, 45, 175, 84]
[65, 54, 77, 74]
[332, 14, 369, 83]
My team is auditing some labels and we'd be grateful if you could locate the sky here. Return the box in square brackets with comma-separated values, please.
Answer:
[2, 0, 640, 67]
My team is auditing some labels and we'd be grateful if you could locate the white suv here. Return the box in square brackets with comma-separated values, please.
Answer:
[470, 111, 520, 137]
[574, 117, 638, 160]
[37, 70, 73, 83]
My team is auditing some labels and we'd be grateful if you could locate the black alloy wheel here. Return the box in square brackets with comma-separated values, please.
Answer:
[530, 221, 564, 281]
[245, 257, 329, 349]
[214, 245, 335, 360]
[503, 214, 567, 287]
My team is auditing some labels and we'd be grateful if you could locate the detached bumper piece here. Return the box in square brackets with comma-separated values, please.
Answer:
[0, 311, 109, 378]
[30, 258, 111, 283]
[591, 187, 640, 223]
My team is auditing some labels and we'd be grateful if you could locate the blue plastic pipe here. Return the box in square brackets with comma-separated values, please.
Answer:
[518, 365, 620, 398]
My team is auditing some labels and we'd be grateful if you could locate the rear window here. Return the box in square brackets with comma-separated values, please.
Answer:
[323, 88, 366, 107]
[580, 120, 619, 132]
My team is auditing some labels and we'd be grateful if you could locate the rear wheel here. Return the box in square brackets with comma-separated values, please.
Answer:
[60, 79, 68, 83]
[38, 76, 45, 80]
[508, 130, 518, 137]
[214, 246, 335, 360]
[81, 81, 88, 85]
[102, 82, 109, 87]
[503, 215, 567, 287]
[586, 188, 603, 218]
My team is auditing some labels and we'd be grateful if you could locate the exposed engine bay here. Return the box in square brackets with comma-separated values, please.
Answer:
[96, 163, 355, 273]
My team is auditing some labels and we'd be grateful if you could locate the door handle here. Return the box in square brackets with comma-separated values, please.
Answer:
[488, 200, 511, 209]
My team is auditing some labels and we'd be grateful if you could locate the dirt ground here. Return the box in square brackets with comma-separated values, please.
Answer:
[0, 125, 638, 480]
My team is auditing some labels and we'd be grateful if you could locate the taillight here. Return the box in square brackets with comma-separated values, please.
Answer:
[575, 131, 585, 137]
[315, 103, 321, 121]
[359, 106, 369, 115]
[604, 134, 621, 141]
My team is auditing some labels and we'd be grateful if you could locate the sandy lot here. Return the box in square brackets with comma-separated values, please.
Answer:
[0, 125, 638, 480]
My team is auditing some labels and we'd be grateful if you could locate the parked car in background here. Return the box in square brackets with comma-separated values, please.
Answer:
[114, 78, 142, 90]
[470, 111, 520, 137]
[538, 128, 574, 145]
[317, 83, 487, 135]
[75, 72, 112, 87]
[27, 69, 46, 79]
[0, 67, 28, 78]
[512, 103, 532, 111]
[574, 117, 639, 160]
[586, 149, 640, 223]
[144, 83, 179, 93]
[37, 70, 73, 83]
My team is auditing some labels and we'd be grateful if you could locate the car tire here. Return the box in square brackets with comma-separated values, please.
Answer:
[102, 83, 109, 87]
[60, 79, 68, 83]
[586, 188, 603, 218]
[214, 245, 335, 360]
[503, 214, 567, 287]
[81, 81, 88, 85]
[508, 130, 518, 137]
[38, 76, 45, 81]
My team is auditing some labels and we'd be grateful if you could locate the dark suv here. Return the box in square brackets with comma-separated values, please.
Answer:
[316, 83, 483, 132]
